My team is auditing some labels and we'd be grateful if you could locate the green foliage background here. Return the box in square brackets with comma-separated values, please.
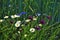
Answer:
[0, 0, 60, 40]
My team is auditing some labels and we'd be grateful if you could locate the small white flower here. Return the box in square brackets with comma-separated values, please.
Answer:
[36, 13, 41, 16]
[8, 4, 11, 7]
[39, 24, 42, 27]
[11, 15, 16, 18]
[15, 21, 21, 27]
[21, 24, 25, 26]
[33, 17, 37, 20]
[16, 21, 21, 23]
[11, 15, 20, 18]
[25, 19, 30, 22]
[14, 15, 20, 18]
[18, 31, 20, 33]
[24, 34, 27, 37]
[30, 28, 35, 32]
[0, 19, 4, 22]
[4, 16, 9, 18]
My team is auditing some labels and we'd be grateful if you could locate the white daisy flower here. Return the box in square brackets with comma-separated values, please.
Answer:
[11, 15, 16, 18]
[24, 34, 27, 37]
[15, 21, 21, 27]
[0, 19, 4, 22]
[15, 23, 20, 27]
[25, 19, 30, 22]
[30, 28, 35, 32]
[4, 16, 9, 18]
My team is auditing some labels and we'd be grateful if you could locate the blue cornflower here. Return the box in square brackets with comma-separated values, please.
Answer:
[17, 12, 27, 16]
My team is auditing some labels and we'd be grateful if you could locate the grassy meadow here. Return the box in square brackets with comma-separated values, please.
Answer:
[0, 0, 60, 40]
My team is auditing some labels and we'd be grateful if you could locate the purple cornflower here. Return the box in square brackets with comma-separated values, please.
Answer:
[34, 26, 41, 30]
[17, 12, 27, 16]
[40, 20, 45, 24]
[28, 16, 33, 20]
[47, 16, 51, 19]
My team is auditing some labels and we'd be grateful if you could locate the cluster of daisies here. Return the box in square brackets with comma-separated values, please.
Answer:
[0, 12, 26, 22]
[0, 12, 51, 37]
